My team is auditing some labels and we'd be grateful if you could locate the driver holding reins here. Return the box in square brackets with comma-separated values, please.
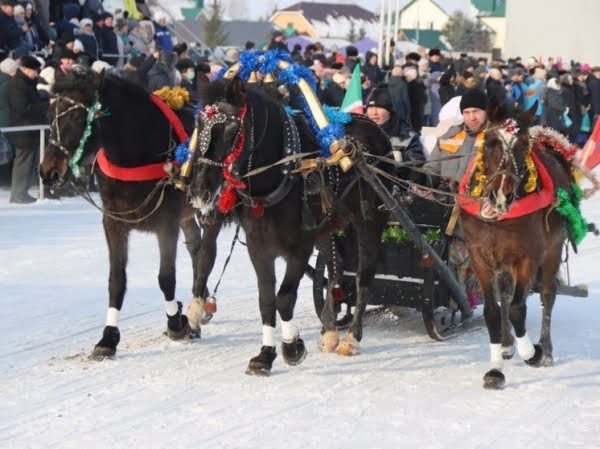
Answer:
[422, 88, 489, 308]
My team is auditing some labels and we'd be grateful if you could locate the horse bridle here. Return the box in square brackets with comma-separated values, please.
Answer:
[49, 95, 89, 156]
[49, 94, 102, 178]
[482, 121, 528, 197]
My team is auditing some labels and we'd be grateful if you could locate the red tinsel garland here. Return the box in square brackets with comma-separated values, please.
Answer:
[217, 104, 248, 214]
[531, 128, 578, 161]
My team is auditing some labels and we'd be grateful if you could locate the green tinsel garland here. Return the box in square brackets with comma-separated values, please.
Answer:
[381, 226, 441, 245]
[68, 100, 103, 178]
[555, 184, 587, 245]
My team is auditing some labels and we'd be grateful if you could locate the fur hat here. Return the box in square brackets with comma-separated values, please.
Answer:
[406, 52, 421, 62]
[0, 57, 18, 75]
[366, 84, 393, 112]
[428, 48, 441, 57]
[13, 4, 24, 14]
[459, 88, 488, 112]
[20, 54, 41, 70]
[80, 18, 93, 28]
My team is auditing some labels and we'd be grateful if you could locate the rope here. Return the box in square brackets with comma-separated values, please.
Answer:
[211, 225, 241, 296]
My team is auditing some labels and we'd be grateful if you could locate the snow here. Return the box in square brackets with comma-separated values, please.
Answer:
[1, 184, 600, 449]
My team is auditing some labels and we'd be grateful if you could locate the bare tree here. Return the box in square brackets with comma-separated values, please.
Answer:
[204, 0, 229, 48]
[442, 11, 492, 52]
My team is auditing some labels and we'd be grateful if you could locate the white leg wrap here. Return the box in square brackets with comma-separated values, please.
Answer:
[281, 320, 298, 343]
[516, 333, 535, 360]
[106, 307, 120, 327]
[262, 325, 276, 347]
[490, 343, 503, 371]
[165, 300, 179, 317]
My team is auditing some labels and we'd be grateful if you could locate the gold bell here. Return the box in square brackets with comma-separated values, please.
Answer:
[247, 71, 258, 84]
[263, 72, 276, 84]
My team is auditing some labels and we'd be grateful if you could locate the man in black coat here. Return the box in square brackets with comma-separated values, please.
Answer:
[0, 0, 28, 53]
[7, 54, 48, 203]
[366, 84, 425, 182]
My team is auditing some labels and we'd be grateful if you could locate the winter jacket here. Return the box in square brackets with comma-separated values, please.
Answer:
[0, 72, 11, 127]
[486, 77, 506, 105]
[154, 23, 173, 52]
[75, 29, 100, 61]
[381, 112, 425, 181]
[560, 83, 581, 136]
[388, 75, 411, 124]
[100, 26, 119, 66]
[541, 87, 566, 133]
[0, 10, 24, 51]
[321, 82, 345, 108]
[7, 70, 48, 149]
[407, 78, 427, 134]
[147, 62, 174, 92]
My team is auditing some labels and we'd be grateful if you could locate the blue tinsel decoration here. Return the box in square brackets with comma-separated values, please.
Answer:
[174, 139, 191, 164]
[259, 49, 292, 74]
[292, 64, 317, 91]
[193, 100, 204, 118]
[323, 105, 352, 124]
[317, 123, 345, 157]
[216, 66, 228, 80]
[238, 51, 260, 81]
[284, 105, 296, 117]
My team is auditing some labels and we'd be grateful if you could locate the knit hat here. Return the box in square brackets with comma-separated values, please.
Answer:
[459, 88, 488, 112]
[80, 18, 93, 28]
[20, 54, 41, 70]
[345, 45, 358, 57]
[0, 57, 18, 74]
[366, 84, 393, 112]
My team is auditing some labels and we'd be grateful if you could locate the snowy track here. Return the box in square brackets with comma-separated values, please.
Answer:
[1, 189, 600, 448]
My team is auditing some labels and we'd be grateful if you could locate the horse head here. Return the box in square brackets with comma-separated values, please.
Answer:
[189, 77, 248, 215]
[39, 65, 102, 188]
[475, 98, 538, 220]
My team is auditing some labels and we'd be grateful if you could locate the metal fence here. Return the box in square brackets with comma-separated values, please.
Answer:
[1, 124, 50, 200]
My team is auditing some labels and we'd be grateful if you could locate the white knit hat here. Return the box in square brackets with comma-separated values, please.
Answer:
[0, 57, 18, 75]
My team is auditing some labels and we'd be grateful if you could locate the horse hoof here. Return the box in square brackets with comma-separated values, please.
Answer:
[167, 313, 192, 340]
[483, 369, 505, 390]
[502, 344, 515, 360]
[89, 326, 120, 360]
[318, 330, 339, 352]
[89, 345, 116, 361]
[282, 337, 307, 366]
[245, 346, 277, 377]
[337, 334, 359, 356]
[524, 344, 544, 367]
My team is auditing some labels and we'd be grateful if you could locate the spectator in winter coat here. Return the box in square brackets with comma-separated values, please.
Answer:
[485, 68, 506, 106]
[23, 2, 49, 50]
[121, 53, 155, 89]
[505, 68, 524, 111]
[343, 45, 360, 74]
[456, 71, 475, 96]
[267, 30, 287, 52]
[0, 0, 28, 54]
[438, 65, 456, 106]
[428, 48, 444, 73]
[388, 65, 411, 125]
[7, 55, 48, 203]
[176, 58, 196, 93]
[153, 11, 173, 52]
[560, 73, 581, 143]
[404, 66, 427, 134]
[129, 19, 154, 55]
[100, 12, 119, 66]
[366, 83, 425, 181]
[587, 66, 600, 123]
[362, 51, 384, 96]
[75, 18, 99, 61]
[428, 71, 443, 127]
[147, 50, 176, 91]
[321, 72, 346, 108]
[541, 78, 567, 134]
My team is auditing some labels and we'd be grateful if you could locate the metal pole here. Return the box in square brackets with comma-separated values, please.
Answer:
[394, 0, 400, 50]
[385, 0, 393, 68]
[39, 129, 45, 200]
[353, 158, 473, 318]
[377, 0, 385, 63]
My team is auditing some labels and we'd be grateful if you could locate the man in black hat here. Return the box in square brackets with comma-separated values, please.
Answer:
[428, 47, 444, 72]
[421, 87, 489, 308]
[366, 83, 425, 180]
[424, 87, 487, 183]
[7, 54, 48, 203]
[268, 30, 287, 51]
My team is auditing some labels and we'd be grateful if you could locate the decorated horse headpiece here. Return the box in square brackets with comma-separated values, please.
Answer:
[469, 118, 538, 197]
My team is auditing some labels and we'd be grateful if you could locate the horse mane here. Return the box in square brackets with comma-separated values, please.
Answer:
[52, 65, 98, 103]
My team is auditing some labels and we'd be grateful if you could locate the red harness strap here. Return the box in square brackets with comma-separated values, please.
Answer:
[96, 94, 188, 182]
[458, 152, 555, 220]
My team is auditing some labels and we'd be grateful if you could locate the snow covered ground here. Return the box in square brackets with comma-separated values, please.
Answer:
[1, 185, 600, 449]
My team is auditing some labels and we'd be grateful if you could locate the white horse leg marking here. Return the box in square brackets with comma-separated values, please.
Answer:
[262, 325, 276, 347]
[281, 320, 298, 343]
[490, 343, 504, 371]
[165, 299, 179, 317]
[516, 332, 535, 360]
[106, 307, 120, 327]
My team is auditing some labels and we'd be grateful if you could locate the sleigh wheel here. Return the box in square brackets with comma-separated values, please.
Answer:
[312, 252, 351, 327]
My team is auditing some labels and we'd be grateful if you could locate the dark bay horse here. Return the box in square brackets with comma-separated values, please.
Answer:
[189, 77, 394, 376]
[39, 67, 220, 359]
[459, 101, 581, 389]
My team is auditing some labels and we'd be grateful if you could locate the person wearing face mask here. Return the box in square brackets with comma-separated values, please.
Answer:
[176, 58, 196, 93]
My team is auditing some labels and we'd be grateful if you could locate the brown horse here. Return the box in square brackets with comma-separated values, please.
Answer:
[459, 100, 580, 389]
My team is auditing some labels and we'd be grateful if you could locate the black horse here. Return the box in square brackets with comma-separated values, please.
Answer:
[39, 67, 221, 360]
[189, 77, 394, 376]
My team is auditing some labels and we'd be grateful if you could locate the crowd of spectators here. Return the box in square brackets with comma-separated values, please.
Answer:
[1, 0, 599, 204]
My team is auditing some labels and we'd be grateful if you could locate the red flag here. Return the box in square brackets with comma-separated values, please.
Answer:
[579, 116, 600, 170]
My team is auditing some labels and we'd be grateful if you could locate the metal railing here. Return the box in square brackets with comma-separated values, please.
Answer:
[1, 124, 50, 200]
